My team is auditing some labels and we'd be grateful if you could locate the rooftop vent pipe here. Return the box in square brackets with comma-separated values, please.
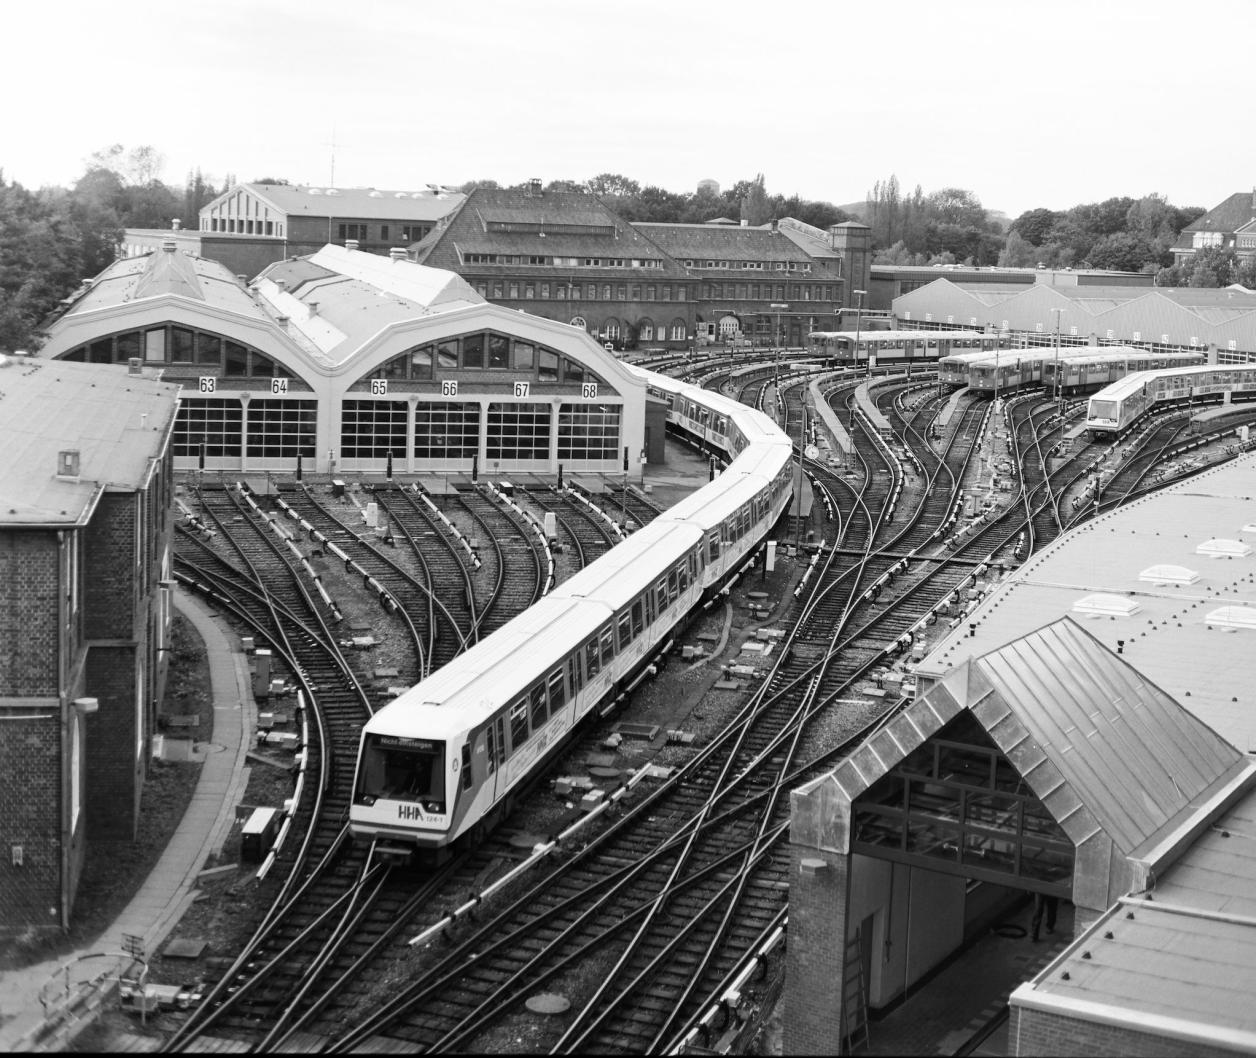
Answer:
[389, 247, 407, 262]
[345, 239, 359, 251]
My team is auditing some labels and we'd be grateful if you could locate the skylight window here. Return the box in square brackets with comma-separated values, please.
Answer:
[1138, 564, 1199, 585]
[1196, 538, 1252, 559]
[1204, 606, 1256, 630]
[1073, 594, 1141, 618]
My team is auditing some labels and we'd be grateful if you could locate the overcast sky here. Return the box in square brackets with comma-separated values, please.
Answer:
[3, 0, 1249, 219]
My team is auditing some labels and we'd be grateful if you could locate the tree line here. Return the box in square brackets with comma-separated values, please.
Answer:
[2, 148, 1247, 353]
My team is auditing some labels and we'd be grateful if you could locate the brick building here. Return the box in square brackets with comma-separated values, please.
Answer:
[122, 182, 465, 279]
[412, 183, 697, 349]
[1171, 188, 1256, 268]
[0, 356, 180, 933]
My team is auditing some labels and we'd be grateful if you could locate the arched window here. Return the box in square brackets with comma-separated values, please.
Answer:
[669, 319, 687, 341]
[603, 319, 621, 341]
[570, 316, 587, 330]
[718, 314, 740, 338]
[638, 319, 655, 342]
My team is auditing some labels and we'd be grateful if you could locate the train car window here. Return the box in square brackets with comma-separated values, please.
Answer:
[708, 530, 721, 561]
[530, 682, 548, 729]
[658, 575, 670, 608]
[486, 725, 495, 775]
[669, 568, 681, 597]
[358, 734, 445, 804]
[548, 669, 566, 711]
[631, 599, 644, 637]
[462, 744, 472, 790]
[569, 654, 583, 693]
[599, 623, 616, 666]
[645, 588, 657, 626]
[585, 637, 601, 677]
[510, 698, 529, 751]
[617, 611, 633, 651]
[495, 717, 506, 769]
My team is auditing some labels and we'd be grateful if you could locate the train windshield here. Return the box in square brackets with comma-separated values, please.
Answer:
[1089, 399, 1118, 421]
[357, 734, 446, 806]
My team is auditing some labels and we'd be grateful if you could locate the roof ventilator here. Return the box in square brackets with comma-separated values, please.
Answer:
[57, 450, 81, 482]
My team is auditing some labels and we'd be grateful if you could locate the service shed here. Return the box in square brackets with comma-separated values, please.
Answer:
[784, 618, 1252, 1055]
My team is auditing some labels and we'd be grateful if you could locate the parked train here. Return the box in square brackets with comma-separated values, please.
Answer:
[945, 345, 1205, 396]
[349, 370, 794, 852]
[807, 329, 999, 369]
[1085, 362, 1256, 439]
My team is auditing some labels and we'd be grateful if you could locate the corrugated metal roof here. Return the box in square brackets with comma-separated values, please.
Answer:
[812, 617, 1243, 857]
[635, 222, 819, 263]
[917, 454, 1256, 754]
[0, 357, 179, 525]
[970, 620, 1245, 853]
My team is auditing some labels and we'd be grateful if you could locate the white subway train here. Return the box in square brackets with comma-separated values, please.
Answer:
[349, 371, 794, 852]
[1085, 362, 1256, 439]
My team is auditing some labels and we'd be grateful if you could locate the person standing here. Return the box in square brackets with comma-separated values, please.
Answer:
[1031, 892, 1059, 942]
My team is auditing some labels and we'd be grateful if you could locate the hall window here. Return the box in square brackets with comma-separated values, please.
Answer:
[563, 359, 585, 384]
[514, 342, 535, 372]
[558, 403, 620, 460]
[117, 332, 141, 362]
[224, 340, 249, 376]
[170, 327, 195, 363]
[144, 328, 166, 362]
[487, 333, 510, 370]
[409, 345, 434, 379]
[436, 340, 458, 371]
[603, 284, 612, 300]
[524, 284, 535, 299]
[492, 282, 504, 298]
[571, 284, 582, 299]
[662, 286, 671, 301]
[245, 399, 317, 460]
[487, 402, 551, 461]
[540, 283, 550, 299]
[197, 333, 221, 365]
[341, 400, 408, 459]
[414, 402, 480, 460]
[173, 398, 243, 458]
[539, 349, 560, 382]
[677, 286, 686, 301]
[616, 285, 625, 300]
[462, 333, 485, 369]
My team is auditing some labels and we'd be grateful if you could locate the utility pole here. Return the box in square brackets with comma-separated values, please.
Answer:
[1051, 307, 1066, 414]
[852, 289, 868, 376]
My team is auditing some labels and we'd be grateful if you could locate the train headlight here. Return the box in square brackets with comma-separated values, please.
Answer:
[425, 801, 444, 814]
[359, 795, 376, 806]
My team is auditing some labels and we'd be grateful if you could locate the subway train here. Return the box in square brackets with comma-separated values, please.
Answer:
[1085, 362, 1256, 439]
[349, 370, 794, 852]
[940, 345, 1204, 396]
[1040, 348, 1204, 397]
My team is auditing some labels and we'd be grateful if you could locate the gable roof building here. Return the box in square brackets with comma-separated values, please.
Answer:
[1173, 190, 1256, 266]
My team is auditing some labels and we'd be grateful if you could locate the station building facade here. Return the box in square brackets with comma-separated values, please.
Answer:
[0, 357, 180, 933]
[36, 243, 648, 479]
[893, 277, 1256, 363]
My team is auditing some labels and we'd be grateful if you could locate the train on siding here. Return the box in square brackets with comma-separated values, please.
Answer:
[806, 329, 1000, 369]
[349, 369, 794, 853]
[940, 345, 1205, 396]
[1084, 362, 1256, 439]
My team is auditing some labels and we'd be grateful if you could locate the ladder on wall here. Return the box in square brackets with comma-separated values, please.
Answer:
[843, 929, 871, 1054]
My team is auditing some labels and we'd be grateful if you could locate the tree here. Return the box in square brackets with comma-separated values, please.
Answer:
[739, 173, 771, 226]
[586, 173, 640, 198]
[1087, 232, 1155, 272]
[998, 229, 1038, 268]
[1009, 208, 1058, 246]
[1234, 255, 1256, 290]
[459, 179, 500, 193]
[617, 185, 687, 223]
[544, 179, 583, 193]
[84, 144, 165, 186]
[1188, 246, 1237, 287]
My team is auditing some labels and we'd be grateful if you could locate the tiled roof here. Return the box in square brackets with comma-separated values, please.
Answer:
[0, 357, 179, 526]
[416, 188, 688, 278]
[1182, 191, 1256, 234]
[633, 223, 817, 263]
[211, 183, 465, 223]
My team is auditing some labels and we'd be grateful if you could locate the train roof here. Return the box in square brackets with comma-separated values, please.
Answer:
[1054, 349, 1204, 367]
[657, 471, 775, 530]
[364, 594, 591, 736]
[550, 518, 705, 607]
[1092, 361, 1256, 403]
[807, 329, 987, 342]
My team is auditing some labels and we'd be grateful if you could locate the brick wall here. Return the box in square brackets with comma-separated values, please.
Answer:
[84, 646, 139, 840]
[84, 493, 138, 641]
[0, 712, 62, 932]
[1011, 1005, 1232, 1057]
[784, 846, 850, 1054]
[0, 530, 61, 695]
